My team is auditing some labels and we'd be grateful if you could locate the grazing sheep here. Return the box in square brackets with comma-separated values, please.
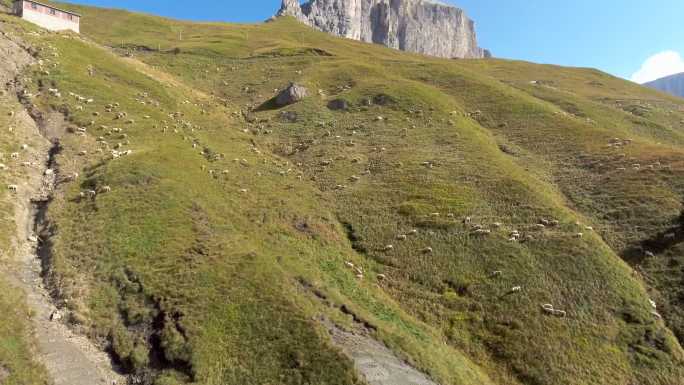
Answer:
[508, 286, 522, 294]
[344, 261, 354, 269]
[383, 245, 394, 252]
[408, 229, 418, 235]
[422, 247, 433, 254]
[396, 234, 407, 241]
[10, 152, 19, 159]
[100, 185, 111, 193]
[0, 164, 6, 171]
[239, 189, 248, 193]
[574, 233, 583, 238]
[649, 299, 657, 309]
[541, 304, 567, 318]
[490, 270, 502, 277]
[492, 222, 502, 228]
[7, 184, 18, 192]
[377, 273, 386, 281]
[78, 150, 88, 156]
[473, 229, 491, 235]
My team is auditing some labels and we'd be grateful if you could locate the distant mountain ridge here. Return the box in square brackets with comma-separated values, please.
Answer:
[644, 72, 684, 98]
[277, 0, 490, 59]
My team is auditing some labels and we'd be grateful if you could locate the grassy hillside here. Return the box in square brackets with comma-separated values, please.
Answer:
[1, 1, 683, 384]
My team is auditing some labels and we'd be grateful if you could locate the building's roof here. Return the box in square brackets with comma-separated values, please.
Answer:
[15, 0, 82, 17]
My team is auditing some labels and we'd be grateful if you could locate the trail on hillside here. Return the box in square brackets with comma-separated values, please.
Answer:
[326, 323, 439, 385]
[1, 25, 124, 385]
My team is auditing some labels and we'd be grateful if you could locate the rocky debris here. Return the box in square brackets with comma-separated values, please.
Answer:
[50, 311, 63, 321]
[277, 0, 490, 59]
[275, 83, 309, 106]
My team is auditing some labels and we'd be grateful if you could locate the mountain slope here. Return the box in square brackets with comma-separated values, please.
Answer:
[0, 1, 683, 385]
[645, 72, 684, 98]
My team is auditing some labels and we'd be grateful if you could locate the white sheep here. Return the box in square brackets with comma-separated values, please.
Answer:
[422, 247, 433, 254]
[7, 184, 18, 192]
[382, 244, 394, 252]
[396, 234, 407, 241]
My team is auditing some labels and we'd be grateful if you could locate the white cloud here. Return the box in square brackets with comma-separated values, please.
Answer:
[631, 50, 684, 84]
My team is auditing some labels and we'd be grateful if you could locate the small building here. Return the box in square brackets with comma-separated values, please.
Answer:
[13, 0, 80, 33]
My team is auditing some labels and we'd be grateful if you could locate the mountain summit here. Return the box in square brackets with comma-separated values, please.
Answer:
[644, 72, 684, 98]
[277, 0, 490, 59]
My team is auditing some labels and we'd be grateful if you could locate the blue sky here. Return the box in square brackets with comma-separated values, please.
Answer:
[66, 0, 684, 83]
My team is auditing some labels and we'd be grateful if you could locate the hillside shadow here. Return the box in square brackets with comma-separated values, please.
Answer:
[622, 207, 683, 264]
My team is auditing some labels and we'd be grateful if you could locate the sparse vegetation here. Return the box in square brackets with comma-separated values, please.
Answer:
[0, 1, 683, 384]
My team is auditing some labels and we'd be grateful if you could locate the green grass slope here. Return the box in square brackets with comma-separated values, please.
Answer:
[5, 2, 684, 385]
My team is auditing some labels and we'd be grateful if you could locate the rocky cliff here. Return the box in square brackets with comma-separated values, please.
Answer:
[277, 0, 490, 59]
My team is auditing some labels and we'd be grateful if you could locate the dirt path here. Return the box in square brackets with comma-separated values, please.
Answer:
[326, 323, 439, 385]
[9, 107, 125, 385]
[1, 26, 125, 385]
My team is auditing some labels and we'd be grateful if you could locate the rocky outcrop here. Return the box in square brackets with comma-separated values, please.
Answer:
[277, 0, 489, 59]
[276, 83, 309, 106]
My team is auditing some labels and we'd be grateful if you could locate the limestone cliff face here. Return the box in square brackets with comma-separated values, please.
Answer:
[277, 0, 490, 59]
